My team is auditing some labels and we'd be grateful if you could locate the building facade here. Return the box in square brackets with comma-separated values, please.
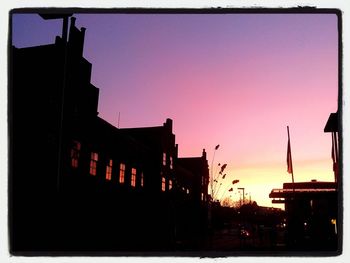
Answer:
[10, 15, 210, 252]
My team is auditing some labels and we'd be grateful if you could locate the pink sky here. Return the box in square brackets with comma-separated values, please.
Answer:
[13, 13, 339, 208]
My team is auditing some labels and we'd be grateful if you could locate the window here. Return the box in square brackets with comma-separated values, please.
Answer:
[119, 163, 125, 183]
[70, 141, 81, 168]
[106, 159, 113, 181]
[89, 152, 98, 176]
[161, 177, 166, 192]
[169, 179, 172, 190]
[201, 193, 204, 201]
[131, 168, 137, 187]
[140, 172, 144, 187]
[169, 156, 173, 169]
[163, 152, 166, 166]
[186, 188, 190, 194]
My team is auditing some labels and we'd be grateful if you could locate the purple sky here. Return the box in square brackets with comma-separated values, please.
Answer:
[12, 13, 339, 207]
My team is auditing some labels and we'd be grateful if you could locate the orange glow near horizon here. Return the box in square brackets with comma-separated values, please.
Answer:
[211, 153, 335, 208]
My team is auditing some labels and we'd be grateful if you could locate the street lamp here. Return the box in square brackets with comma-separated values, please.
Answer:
[238, 187, 245, 205]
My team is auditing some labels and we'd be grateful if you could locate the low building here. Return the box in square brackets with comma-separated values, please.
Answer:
[270, 181, 338, 250]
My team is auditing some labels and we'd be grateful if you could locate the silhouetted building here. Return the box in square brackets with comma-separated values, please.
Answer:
[268, 97, 340, 252]
[11, 15, 97, 251]
[269, 181, 337, 250]
[175, 150, 210, 247]
[119, 119, 178, 195]
[177, 149, 210, 204]
[10, 15, 210, 252]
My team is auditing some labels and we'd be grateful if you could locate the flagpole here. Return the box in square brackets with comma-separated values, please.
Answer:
[287, 126, 295, 192]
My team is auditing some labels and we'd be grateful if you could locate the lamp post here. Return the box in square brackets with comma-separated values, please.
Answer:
[238, 187, 245, 206]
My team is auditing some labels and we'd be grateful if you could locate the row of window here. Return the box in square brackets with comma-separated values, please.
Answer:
[71, 141, 143, 187]
[161, 177, 173, 192]
[70, 141, 203, 195]
[162, 152, 174, 169]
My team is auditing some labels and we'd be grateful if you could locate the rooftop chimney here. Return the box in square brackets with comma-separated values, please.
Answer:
[81, 27, 86, 44]
[70, 16, 76, 27]
[164, 118, 173, 132]
[202, 149, 207, 159]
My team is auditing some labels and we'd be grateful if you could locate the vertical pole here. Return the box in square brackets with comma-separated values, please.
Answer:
[242, 188, 245, 205]
[56, 17, 70, 193]
[287, 126, 295, 192]
[332, 131, 338, 183]
[238, 187, 245, 206]
[62, 16, 68, 42]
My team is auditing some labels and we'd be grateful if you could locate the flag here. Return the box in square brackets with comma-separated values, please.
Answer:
[287, 135, 293, 174]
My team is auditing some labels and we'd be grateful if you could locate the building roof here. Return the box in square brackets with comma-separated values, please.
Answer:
[178, 149, 209, 176]
[283, 181, 336, 189]
[269, 181, 337, 199]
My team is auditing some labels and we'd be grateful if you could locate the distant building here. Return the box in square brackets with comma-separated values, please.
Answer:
[10, 15, 210, 252]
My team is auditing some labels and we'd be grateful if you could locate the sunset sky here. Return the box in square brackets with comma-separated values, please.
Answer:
[12, 12, 339, 208]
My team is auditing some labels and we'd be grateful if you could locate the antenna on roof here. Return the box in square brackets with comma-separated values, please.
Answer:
[117, 112, 120, 128]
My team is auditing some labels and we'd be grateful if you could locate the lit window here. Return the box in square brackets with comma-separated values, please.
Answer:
[161, 177, 166, 192]
[169, 156, 173, 169]
[169, 179, 172, 190]
[106, 159, 113, 181]
[70, 141, 81, 168]
[201, 193, 204, 201]
[89, 152, 98, 176]
[141, 172, 144, 187]
[186, 188, 189, 194]
[163, 153, 166, 166]
[131, 168, 137, 187]
[119, 163, 125, 183]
